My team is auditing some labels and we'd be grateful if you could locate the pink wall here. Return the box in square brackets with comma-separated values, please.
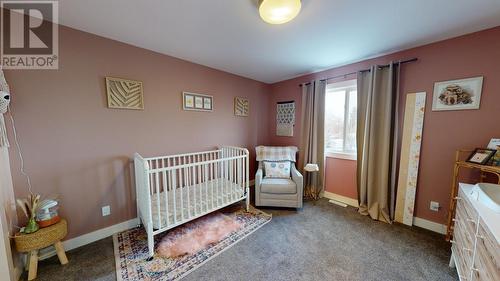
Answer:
[324, 157, 357, 199]
[269, 26, 500, 224]
[4, 25, 270, 239]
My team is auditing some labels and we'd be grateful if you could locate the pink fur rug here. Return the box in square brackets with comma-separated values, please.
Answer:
[157, 212, 242, 258]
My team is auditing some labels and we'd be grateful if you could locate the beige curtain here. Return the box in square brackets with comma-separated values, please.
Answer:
[299, 80, 326, 199]
[356, 63, 401, 223]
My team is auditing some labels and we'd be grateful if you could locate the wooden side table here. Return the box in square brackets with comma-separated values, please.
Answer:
[14, 219, 69, 280]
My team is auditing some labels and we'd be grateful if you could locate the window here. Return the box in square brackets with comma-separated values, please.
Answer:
[324, 79, 357, 159]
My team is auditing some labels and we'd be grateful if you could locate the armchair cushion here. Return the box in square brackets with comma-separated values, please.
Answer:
[260, 178, 297, 194]
[263, 161, 291, 178]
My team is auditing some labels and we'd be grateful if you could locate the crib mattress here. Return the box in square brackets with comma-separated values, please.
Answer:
[150, 178, 244, 229]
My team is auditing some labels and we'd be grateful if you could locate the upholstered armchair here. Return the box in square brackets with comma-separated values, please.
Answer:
[254, 146, 303, 208]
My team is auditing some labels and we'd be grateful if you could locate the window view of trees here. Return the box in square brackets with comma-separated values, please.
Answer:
[324, 81, 357, 155]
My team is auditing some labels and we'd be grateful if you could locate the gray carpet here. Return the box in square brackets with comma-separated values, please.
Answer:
[23, 199, 458, 281]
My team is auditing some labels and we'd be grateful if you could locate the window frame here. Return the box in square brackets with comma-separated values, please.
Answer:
[324, 79, 357, 160]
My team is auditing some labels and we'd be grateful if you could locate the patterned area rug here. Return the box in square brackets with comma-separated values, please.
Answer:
[113, 206, 271, 281]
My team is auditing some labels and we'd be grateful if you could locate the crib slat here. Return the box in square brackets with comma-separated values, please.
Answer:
[206, 154, 210, 212]
[227, 157, 230, 203]
[192, 155, 195, 215]
[229, 150, 232, 202]
[235, 150, 238, 200]
[190, 157, 194, 216]
[221, 158, 225, 205]
[191, 156, 196, 215]
[198, 155, 202, 213]
[230, 155, 233, 202]
[233, 150, 236, 201]
[172, 166, 177, 225]
[155, 172, 161, 229]
[228, 157, 231, 203]
[237, 155, 240, 199]
[192, 157, 196, 216]
[211, 153, 215, 210]
[214, 153, 217, 208]
[225, 158, 228, 204]
[200, 154, 204, 212]
[184, 165, 190, 220]
[163, 171, 169, 227]
[218, 158, 222, 206]
[180, 158, 185, 222]
[204, 163, 208, 213]
[241, 156, 244, 198]
[196, 154, 200, 215]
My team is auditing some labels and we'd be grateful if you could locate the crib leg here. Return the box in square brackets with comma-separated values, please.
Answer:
[147, 231, 154, 260]
[245, 188, 250, 212]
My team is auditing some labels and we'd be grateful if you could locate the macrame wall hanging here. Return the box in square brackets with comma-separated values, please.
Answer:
[276, 101, 295, 137]
[0, 69, 11, 147]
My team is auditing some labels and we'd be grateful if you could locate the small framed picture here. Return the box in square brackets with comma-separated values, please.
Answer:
[432, 76, 483, 111]
[194, 96, 203, 109]
[184, 94, 194, 108]
[487, 138, 500, 150]
[182, 92, 213, 112]
[203, 97, 212, 110]
[466, 148, 497, 165]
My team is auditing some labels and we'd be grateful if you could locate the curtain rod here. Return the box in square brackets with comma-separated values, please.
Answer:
[299, 58, 418, 87]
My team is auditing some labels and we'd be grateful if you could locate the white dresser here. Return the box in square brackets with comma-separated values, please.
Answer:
[450, 183, 500, 281]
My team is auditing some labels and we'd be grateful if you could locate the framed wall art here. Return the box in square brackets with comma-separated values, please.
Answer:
[466, 148, 497, 165]
[106, 77, 144, 110]
[234, 97, 249, 117]
[182, 92, 213, 112]
[276, 101, 295, 137]
[432, 76, 483, 111]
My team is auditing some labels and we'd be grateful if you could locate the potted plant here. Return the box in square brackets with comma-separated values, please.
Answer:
[16, 193, 41, 234]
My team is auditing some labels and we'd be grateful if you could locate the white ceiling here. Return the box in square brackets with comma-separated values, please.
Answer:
[58, 0, 500, 83]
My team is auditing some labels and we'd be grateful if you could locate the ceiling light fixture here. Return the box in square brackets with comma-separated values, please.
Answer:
[259, 0, 302, 25]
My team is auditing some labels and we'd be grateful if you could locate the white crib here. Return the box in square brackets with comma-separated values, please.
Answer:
[134, 146, 250, 257]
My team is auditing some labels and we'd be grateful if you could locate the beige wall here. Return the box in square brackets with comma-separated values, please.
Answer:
[4, 25, 271, 240]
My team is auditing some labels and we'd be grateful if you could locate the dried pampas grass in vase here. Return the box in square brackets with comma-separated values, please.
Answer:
[16, 193, 41, 234]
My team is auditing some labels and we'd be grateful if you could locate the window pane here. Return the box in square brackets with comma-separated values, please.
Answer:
[325, 90, 345, 152]
[345, 90, 357, 153]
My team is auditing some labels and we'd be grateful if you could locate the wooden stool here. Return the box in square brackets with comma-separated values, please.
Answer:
[14, 219, 68, 280]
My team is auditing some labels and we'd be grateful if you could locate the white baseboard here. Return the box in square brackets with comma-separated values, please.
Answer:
[63, 218, 139, 251]
[328, 199, 348, 208]
[412, 217, 447, 235]
[321, 191, 359, 208]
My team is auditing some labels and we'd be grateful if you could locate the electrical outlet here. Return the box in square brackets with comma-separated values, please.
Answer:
[102, 205, 111, 216]
[430, 201, 440, 212]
